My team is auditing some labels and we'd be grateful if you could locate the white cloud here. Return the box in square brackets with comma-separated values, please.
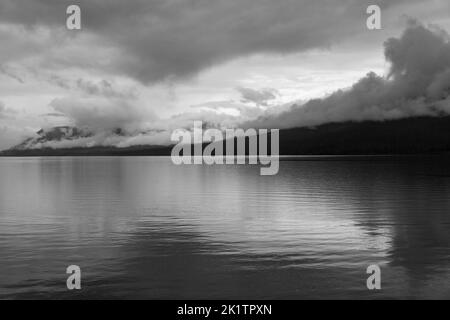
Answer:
[248, 22, 450, 129]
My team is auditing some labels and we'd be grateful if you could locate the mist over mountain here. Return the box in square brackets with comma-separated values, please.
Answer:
[12, 126, 93, 150]
[3, 21, 450, 155]
[3, 115, 450, 156]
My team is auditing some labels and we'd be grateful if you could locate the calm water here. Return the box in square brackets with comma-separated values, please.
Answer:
[0, 156, 449, 299]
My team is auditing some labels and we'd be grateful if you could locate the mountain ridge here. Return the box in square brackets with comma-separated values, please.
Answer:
[2, 116, 450, 156]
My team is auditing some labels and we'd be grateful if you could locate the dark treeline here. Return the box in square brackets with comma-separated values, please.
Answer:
[2, 116, 450, 156]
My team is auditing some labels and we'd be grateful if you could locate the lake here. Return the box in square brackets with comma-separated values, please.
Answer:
[0, 156, 449, 299]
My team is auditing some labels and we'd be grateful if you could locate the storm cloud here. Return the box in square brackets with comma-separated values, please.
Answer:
[249, 21, 450, 129]
[0, 0, 425, 83]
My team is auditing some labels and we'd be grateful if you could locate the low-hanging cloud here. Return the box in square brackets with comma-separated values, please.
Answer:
[22, 103, 246, 150]
[0, 101, 35, 149]
[249, 21, 450, 129]
[50, 96, 156, 133]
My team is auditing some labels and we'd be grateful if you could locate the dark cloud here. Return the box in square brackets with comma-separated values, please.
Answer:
[75, 79, 138, 99]
[42, 112, 67, 118]
[0, 0, 421, 83]
[248, 21, 450, 129]
[46, 75, 138, 98]
[0, 65, 25, 83]
[237, 87, 279, 106]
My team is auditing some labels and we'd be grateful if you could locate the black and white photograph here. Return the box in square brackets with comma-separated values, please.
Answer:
[0, 0, 450, 305]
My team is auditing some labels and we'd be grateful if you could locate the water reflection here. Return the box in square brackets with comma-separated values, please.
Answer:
[0, 157, 449, 299]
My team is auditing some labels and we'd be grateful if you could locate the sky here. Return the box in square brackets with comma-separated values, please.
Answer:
[1, 0, 450, 149]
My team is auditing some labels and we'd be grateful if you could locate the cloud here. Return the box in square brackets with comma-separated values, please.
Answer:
[0, 101, 35, 149]
[0, 101, 17, 119]
[18, 99, 254, 150]
[237, 87, 279, 106]
[26, 130, 172, 150]
[0, 125, 35, 150]
[20, 106, 246, 150]
[74, 79, 138, 99]
[45, 74, 139, 98]
[4, 7, 450, 151]
[50, 96, 156, 132]
[14, 22, 450, 150]
[248, 21, 450, 129]
[0, 65, 25, 83]
[0, 0, 426, 84]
